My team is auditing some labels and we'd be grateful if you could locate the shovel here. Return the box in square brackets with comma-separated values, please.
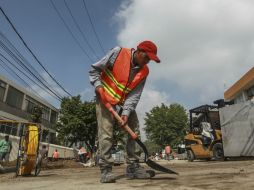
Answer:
[104, 102, 178, 175]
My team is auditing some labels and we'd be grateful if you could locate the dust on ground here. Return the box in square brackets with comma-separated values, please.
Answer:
[1, 159, 254, 190]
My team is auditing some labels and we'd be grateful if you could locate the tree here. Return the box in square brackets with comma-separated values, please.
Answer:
[30, 105, 43, 123]
[144, 103, 188, 148]
[54, 96, 97, 152]
[144, 139, 161, 156]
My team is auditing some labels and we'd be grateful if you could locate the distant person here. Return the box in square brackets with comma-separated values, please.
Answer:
[35, 145, 48, 173]
[78, 146, 87, 163]
[177, 141, 185, 154]
[165, 145, 171, 161]
[37, 145, 48, 164]
[0, 135, 12, 162]
[200, 122, 214, 146]
[155, 153, 160, 161]
[52, 149, 59, 161]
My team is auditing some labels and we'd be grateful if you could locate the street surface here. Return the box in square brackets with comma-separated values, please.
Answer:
[1, 159, 254, 190]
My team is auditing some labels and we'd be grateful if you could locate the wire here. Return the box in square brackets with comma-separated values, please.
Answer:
[0, 52, 62, 101]
[82, 0, 105, 54]
[0, 6, 72, 97]
[49, 0, 94, 63]
[0, 40, 63, 100]
[0, 30, 64, 99]
[0, 59, 52, 101]
[63, 0, 99, 60]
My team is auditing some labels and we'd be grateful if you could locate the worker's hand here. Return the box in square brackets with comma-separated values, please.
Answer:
[119, 115, 128, 126]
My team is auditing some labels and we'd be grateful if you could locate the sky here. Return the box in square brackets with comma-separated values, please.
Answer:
[1, 0, 254, 139]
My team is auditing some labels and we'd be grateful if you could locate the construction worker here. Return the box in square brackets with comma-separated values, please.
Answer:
[52, 149, 59, 161]
[78, 146, 87, 163]
[0, 135, 12, 162]
[89, 40, 160, 183]
[165, 145, 171, 160]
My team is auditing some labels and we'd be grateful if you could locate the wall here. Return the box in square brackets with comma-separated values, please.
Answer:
[219, 100, 254, 157]
[0, 133, 75, 161]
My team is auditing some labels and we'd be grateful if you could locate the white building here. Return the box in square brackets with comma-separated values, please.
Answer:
[0, 74, 58, 143]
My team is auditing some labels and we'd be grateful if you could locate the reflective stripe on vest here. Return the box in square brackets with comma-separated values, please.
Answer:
[101, 48, 149, 105]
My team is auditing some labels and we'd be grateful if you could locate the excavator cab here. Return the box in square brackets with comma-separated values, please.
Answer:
[184, 105, 224, 161]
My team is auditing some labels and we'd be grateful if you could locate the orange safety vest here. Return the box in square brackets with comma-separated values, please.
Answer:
[101, 48, 149, 105]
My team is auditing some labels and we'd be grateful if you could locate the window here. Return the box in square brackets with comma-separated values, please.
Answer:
[25, 96, 38, 113]
[41, 129, 49, 142]
[50, 110, 58, 124]
[0, 122, 18, 136]
[6, 86, 24, 109]
[0, 80, 6, 101]
[41, 105, 50, 121]
[25, 97, 51, 122]
[247, 86, 254, 99]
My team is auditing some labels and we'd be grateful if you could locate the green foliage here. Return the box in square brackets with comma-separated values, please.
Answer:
[144, 103, 188, 148]
[30, 105, 43, 123]
[54, 96, 97, 151]
[144, 139, 161, 156]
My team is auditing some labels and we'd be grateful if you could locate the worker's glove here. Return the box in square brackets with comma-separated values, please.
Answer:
[119, 115, 128, 126]
[96, 86, 112, 110]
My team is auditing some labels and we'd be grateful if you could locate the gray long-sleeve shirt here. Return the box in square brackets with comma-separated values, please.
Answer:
[89, 46, 146, 117]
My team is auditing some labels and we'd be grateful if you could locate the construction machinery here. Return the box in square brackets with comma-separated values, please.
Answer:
[0, 120, 42, 176]
[15, 121, 41, 176]
[184, 105, 224, 161]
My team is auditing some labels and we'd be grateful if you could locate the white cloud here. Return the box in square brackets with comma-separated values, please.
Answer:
[115, 0, 254, 138]
[116, 0, 254, 107]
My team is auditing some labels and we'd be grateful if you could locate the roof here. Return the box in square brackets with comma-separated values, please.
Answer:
[189, 105, 218, 114]
[0, 74, 58, 111]
[224, 67, 254, 101]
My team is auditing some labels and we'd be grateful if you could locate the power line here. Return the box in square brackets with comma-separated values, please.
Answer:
[0, 52, 62, 101]
[0, 40, 64, 100]
[0, 58, 51, 101]
[0, 30, 62, 97]
[82, 0, 105, 54]
[49, 0, 94, 63]
[0, 32, 65, 99]
[63, 0, 99, 60]
[0, 6, 72, 97]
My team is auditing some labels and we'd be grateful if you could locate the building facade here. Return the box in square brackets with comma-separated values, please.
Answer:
[224, 67, 254, 103]
[0, 74, 58, 143]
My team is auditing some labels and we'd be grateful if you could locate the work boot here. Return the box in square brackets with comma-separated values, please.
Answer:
[100, 166, 116, 183]
[126, 162, 155, 179]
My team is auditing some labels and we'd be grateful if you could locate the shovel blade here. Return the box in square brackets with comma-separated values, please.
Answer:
[146, 159, 179, 175]
[135, 139, 178, 175]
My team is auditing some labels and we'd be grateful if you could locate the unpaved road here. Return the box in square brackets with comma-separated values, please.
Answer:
[1, 159, 254, 190]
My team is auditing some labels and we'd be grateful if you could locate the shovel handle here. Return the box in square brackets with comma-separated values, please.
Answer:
[106, 104, 138, 140]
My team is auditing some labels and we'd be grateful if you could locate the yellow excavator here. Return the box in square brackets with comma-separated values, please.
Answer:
[17, 122, 41, 176]
[0, 120, 41, 176]
[184, 105, 224, 161]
